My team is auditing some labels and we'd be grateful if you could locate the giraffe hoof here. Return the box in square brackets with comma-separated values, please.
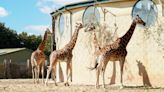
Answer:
[64, 83, 69, 86]
[103, 85, 106, 89]
[119, 85, 124, 89]
[55, 83, 58, 86]
[95, 85, 100, 89]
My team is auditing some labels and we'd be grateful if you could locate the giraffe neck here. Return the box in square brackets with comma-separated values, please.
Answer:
[93, 32, 101, 51]
[65, 27, 81, 50]
[120, 21, 136, 48]
[37, 32, 48, 51]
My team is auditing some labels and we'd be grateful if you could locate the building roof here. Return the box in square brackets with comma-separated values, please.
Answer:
[0, 48, 32, 56]
[51, 0, 123, 16]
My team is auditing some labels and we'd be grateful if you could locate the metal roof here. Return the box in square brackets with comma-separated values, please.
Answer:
[50, 0, 123, 16]
[0, 48, 31, 56]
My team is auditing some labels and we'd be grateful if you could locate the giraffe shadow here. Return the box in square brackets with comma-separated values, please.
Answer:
[136, 60, 152, 87]
[109, 61, 133, 85]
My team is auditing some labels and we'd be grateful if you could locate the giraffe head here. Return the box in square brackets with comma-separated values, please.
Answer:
[75, 22, 83, 30]
[84, 23, 96, 32]
[45, 28, 51, 34]
[133, 15, 146, 26]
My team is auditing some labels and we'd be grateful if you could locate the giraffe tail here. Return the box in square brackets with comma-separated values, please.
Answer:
[88, 63, 98, 70]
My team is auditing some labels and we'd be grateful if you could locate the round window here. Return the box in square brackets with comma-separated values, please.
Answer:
[59, 14, 64, 35]
[132, 0, 158, 27]
[83, 6, 100, 26]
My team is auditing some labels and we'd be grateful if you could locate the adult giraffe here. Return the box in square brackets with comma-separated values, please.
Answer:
[87, 15, 145, 88]
[31, 29, 51, 83]
[45, 23, 83, 86]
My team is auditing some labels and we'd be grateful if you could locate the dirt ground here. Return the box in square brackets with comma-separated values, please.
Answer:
[0, 79, 164, 92]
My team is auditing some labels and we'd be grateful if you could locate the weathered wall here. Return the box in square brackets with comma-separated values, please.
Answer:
[54, 0, 164, 87]
[0, 49, 32, 78]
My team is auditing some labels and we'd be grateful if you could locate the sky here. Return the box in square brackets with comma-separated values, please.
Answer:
[0, 0, 86, 35]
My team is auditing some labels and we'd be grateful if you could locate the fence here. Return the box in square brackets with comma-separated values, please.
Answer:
[2, 59, 32, 79]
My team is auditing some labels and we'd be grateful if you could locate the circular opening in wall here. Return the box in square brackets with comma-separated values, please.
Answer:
[132, 0, 158, 27]
[59, 14, 65, 35]
[83, 6, 100, 27]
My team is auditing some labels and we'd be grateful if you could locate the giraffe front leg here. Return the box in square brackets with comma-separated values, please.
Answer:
[41, 63, 45, 84]
[70, 62, 72, 82]
[65, 62, 70, 86]
[32, 66, 35, 83]
[34, 67, 38, 83]
[37, 66, 40, 83]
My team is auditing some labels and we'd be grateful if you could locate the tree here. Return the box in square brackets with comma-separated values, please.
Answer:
[0, 22, 51, 56]
[18, 32, 42, 51]
[0, 23, 20, 48]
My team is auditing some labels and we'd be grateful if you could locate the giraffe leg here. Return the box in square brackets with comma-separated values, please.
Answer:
[45, 66, 52, 85]
[70, 62, 72, 82]
[34, 67, 38, 83]
[52, 65, 57, 86]
[96, 68, 100, 89]
[119, 58, 125, 88]
[101, 61, 108, 88]
[41, 63, 45, 84]
[65, 62, 69, 86]
[37, 66, 40, 83]
[32, 66, 35, 83]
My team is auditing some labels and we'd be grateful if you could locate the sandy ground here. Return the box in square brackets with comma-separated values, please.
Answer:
[0, 79, 164, 92]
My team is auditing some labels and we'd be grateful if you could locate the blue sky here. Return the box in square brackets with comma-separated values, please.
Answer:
[0, 0, 86, 35]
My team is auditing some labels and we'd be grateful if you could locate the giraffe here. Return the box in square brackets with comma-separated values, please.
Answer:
[45, 23, 83, 86]
[31, 29, 51, 83]
[87, 15, 145, 88]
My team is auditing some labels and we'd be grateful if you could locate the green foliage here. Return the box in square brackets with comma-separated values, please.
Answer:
[0, 23, 20, 48]
[44, 35, 52, 56]
[18, 32, 42, 51]
[0, 22, 51, 56]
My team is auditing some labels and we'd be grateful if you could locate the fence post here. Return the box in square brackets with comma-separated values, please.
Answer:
[3, 59, 7, 78]
[8, 59, 12, 78]
[26, 59, 31, 78]
[3, 59, 12, 79]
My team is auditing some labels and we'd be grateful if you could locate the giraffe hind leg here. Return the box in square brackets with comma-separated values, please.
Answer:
[32, 66, 35, 83]
[45, 66, 52, 85]
[119, 58, 125, 88]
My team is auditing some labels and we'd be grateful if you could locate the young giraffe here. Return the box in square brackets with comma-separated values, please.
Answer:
[87, 15, 145, 88]
[45, 23, 83, 86]
[85, 24, 101, 68]
[31, 29, 51, 83]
